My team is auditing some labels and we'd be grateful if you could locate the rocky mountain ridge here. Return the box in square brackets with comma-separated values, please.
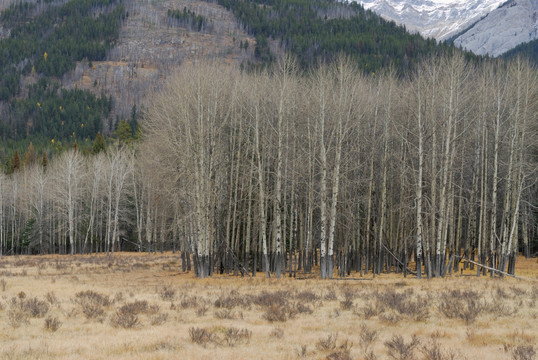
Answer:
[353, 0, 538, 56]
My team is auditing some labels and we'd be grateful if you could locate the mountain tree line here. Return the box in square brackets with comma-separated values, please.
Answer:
[0, 54, 536, 280]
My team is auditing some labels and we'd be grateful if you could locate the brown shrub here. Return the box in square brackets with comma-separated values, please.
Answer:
[317, 333, 338, 351]
[189, 327, 215, 347]
[75, 290, 111, 319]
[511, 344, 536, 360]
[158, 285, 175, 301]
[262, 304, 289, 322]
[222, 327, 251, 347]
[150, 313, 168, 326]
[214, 290, 251, 309]
[384, 335, 420, 360]
[110, 304, 140, 328]
[270, 327, 284, 338]
[44, 316, 62, 332]
[253, 290, 288, 308]
[438, 290, 483, 325]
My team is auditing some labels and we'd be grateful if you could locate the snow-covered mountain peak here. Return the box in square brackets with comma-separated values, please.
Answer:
[352, 0, 506, 40]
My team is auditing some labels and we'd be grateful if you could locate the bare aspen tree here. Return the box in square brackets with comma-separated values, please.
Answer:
[105, 146, 132, 256]
[413, 65, 425, 278]
[270, 56, 297, 278]
[249, 72, 271, 278]
[488, 62, 507, 276]
[26, 164, 48, 254]
[82, 153, 104, 254]
[52, 149, 83, 255]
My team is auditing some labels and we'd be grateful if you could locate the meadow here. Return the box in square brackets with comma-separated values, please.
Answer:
[0, 253, 536, 360]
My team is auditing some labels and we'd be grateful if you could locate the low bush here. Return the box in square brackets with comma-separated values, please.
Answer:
[75, 290, 111, 319]
[44, 316, 62, 332]
[384, 335, 420, 360]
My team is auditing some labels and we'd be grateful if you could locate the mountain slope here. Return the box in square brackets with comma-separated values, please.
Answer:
[353, 0, 505, 40]
[453, 0, 538, 57]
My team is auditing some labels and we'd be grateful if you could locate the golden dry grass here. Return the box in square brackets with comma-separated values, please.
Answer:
[0, 253, 536, 360]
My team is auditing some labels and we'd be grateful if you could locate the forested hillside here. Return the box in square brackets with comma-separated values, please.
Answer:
[213, 0, 456, 72]
[503, 39, 538, 65]
[0, 0, 125, 160]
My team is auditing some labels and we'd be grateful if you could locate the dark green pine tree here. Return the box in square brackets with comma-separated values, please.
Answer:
[113, 120, 133, 145]
[92, 132, 106, 154]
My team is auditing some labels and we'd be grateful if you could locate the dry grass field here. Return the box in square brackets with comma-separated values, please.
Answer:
[0, 253, 536, 360]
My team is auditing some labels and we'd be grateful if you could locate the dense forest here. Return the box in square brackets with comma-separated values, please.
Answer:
[0, 0, 125, 157]
[503, 38, 538, 66]
[0, 55, 536, 280]
[209, 0, 459, 71]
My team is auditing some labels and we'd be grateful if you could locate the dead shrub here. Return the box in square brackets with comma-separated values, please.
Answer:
[421, 339, 458, 360]
[340, 288, 356, 310]
[214, 309, 237, 320]
[75, 290, 111, 319]
[324, 291, 338, 301]
[485, 298, 517, 317]
[359, 323, 378, 352]
[510, 286, 527, 297]
[294, 302, 313, 314]
[296, 345, 309, 358]
[438, 290, 483, 325]
[270, 327, 284, 338]
[326, 340, 353, 360]
[380, 311, 402, 325]
[356, 304, 380, 319]
[44, 316, 62, 332]
[222, 327, 251, 347]
[196, 304, 209, 316]
[263, 304, 290, 322]
[214, 291, 250, 309]
[179, 295, 200, 309]
[374, 289, 428, 321]
[296, 290, 320, 303]
[253, 290, 288, 308]
[121, 300, 149, 314]
[384, 335, 420, 360]
[158, 285, 175, 301]
[110, 304, 140, 328]
[23, 297, 49, 318]
[317, 333, 353, 360]
[340, 299, 354, 311]
[7, 304, 29, 328]
[0, 278, 6, 291]
[317, 333, 338, 351]
[45, 291, 58, 306]
[150, 313, 168, 326]
[511, 344, 536, 360]
[189, 327, 215, 347]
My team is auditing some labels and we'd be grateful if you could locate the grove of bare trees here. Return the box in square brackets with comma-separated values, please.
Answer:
[0, 54, 536, 280]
